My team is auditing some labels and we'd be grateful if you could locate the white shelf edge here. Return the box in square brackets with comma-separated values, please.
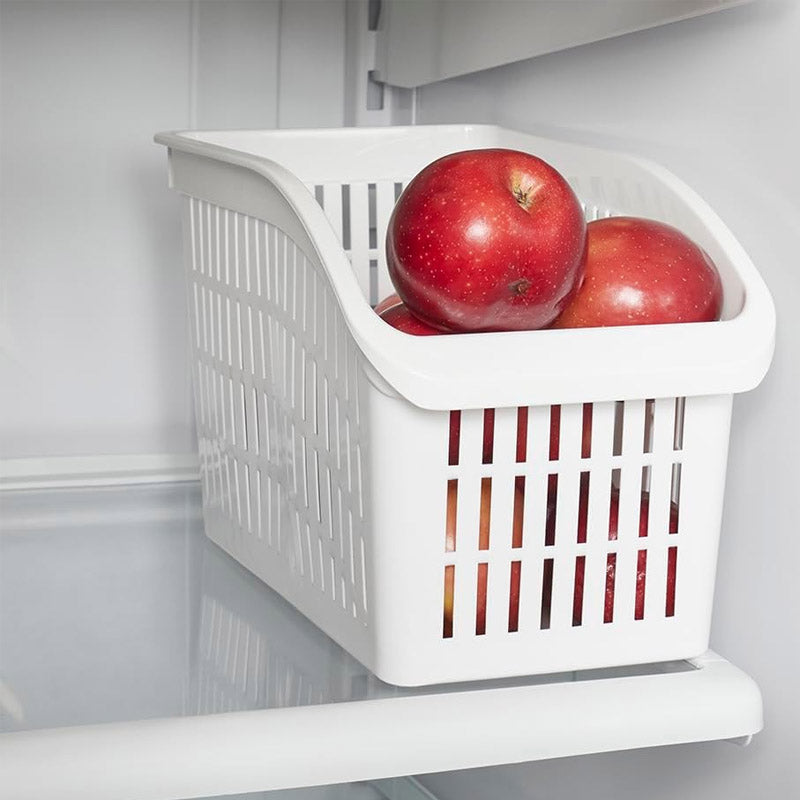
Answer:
[0, 651, 762, 800]
[0, 453, 200, 491]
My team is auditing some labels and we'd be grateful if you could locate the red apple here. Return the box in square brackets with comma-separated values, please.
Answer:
[374, 292, 402, 315]
[552, 216, 723, 329]
[378, 302, 443, 336]
[570, 488, 679, 625]
[387, 149, 587, 332]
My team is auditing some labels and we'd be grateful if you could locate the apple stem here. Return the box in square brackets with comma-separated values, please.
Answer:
[509, 277, 531, 296]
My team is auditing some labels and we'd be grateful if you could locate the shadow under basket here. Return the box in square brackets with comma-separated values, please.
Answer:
[155, 124, 775, 687]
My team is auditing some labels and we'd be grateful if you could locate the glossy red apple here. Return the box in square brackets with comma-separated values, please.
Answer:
[378, 302, 443, 336]
[374, 292, 402, 315]
[552, 216, 723, 329]
[387, 149, 587, 332]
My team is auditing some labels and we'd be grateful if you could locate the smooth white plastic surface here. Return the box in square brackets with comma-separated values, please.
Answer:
[154, 124, 775, 685]
[0, 483, 763, 800]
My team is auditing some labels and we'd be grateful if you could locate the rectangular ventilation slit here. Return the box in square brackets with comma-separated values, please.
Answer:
[516, 406, 528, 462]
[313, 452, 323, 523]
[643, 398, 655, 453]
[479, 477, 492, 550]
[476, 563, 488, 635]
[635, 549, 647, 620]
[581, 403, 593, 458]
[604, 553, 617, 623]
[368, 183, 378, 249]
[255, 468, 263, 540]
[369, 258, 379, 307]
[316, 538, 325, 591]
[448, 410, 461, 465]
[446, 479, 458, 552]
[239, 383, 248, 451]
[394, 182, 404, 202]
[673, 397, 686, 450]
[609, 469, 621, 539]
[572, 555, 586, 626]
[671, 463, 682, 533]
[540, 558, 554, 630]
[640, 466, 651, 536]
[666, 546, 678, 616]
[244, 464, 252, 534]
[577, 472, 590, 543]
[508, 561, 521, 632]
[314, 185, 324, 207]
[251, 388, 260, 455]
[341, 185, 351, 251]
[545, 475, 558, 546]
[443, 565, 455, 639]
[512, 476, 525, 548]
[613, 401, 625, 456]
[482, 408, 495, 464]
[549, 405, 561, 460]
[304, 524, 315, 585]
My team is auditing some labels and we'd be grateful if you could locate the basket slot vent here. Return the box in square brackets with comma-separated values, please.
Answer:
[604, 553, 617, 623]
[635, 549, 648, 620]
[482, 408, 495, 464]
[572, 555, 586, 626]
[509, 561, 522, 632]
[540, 558, 554, 629]
[446, 479, 458, 552]
[479, 477, 492, 550]
[549, 405, 561, 460]
[671, 462, 682, 534]
[674, 396, 686, 450]
[545, 475, 558, 546]
[443, 565, 455, 638]
[476, 563, 489, 635]
[667, 546, 678, 616]
[448, 410, 461, 465]
[581, 403, 593, 458]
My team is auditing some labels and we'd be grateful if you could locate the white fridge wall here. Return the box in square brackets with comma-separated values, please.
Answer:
[412, 2, 800, 798]
[0, 0, 344, 460]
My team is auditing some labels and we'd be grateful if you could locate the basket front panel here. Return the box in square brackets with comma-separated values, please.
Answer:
[183, 196, 373, 661]
[369, 392, 732, 685]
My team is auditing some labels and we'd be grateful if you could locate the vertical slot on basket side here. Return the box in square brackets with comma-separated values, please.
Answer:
[449, 410, 461, 466]
[476, 563, 488, 635]
[509, 561, 522, 632]
[541, 558, 554, 629]
[443, 565, 455, 638]
[483, 408, 495, 464]
[516, 406, 528, 462]
[572, 554, 586, 626]
[446, 479, 458, 552]
[604, 553, 617, 623]
[667, 546, 678, 617]
[671, 462, 682, 534]
[581, 403, 593, 458]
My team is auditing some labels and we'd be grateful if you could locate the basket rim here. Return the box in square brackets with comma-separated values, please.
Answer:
[155, 124, 776, 410]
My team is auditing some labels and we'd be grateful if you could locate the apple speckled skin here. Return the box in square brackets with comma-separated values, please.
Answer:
[387, 149, 588, 333]
[552, 216, 723, 328]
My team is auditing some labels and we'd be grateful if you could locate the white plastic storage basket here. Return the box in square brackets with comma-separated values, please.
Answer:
[156, 125, 774, 686]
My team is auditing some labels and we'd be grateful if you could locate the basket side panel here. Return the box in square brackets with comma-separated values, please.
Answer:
[182, 195, 375, 671]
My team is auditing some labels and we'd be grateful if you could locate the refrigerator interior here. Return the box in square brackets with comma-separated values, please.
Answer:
[1, 1, 798, 799]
